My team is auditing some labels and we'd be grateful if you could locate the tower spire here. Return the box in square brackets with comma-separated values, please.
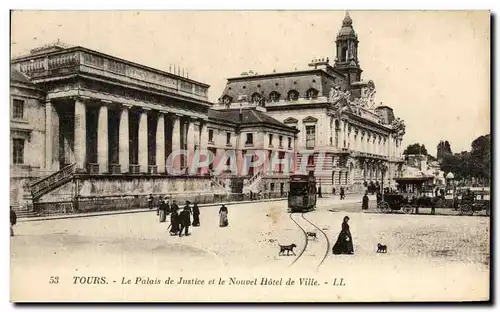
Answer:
[334, 11, 362, 84]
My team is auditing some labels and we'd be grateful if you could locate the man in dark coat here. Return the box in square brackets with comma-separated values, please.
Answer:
[169, 208, 180, 235]
[340, 187, 345, 200]
[171, 200, 179, 213]
[362, 192, 369, 210]
[192, 203, 200, 227]
[178, 207, 191, 237]
[10, 206, 17, 237]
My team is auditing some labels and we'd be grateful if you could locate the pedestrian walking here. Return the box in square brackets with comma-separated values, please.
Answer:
[169, 207, 180, 235]
[178, 206, 191, 237]
[10, 206, 17, 237]
[340, 187, 345, 200]
[157, 197, 164, 216]
[332, 216, 354, 255]
[159, 200, 169, 223]
[362, 192, 369, 210]
[147, 194, 154, 210]
[192, 203, 200, 227]
[332, 187, 336, 196]
[171, 200, 179, 213]
[219, 204, 228, 227]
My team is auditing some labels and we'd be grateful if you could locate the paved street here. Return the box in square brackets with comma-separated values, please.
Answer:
[11, 196, 489, 302]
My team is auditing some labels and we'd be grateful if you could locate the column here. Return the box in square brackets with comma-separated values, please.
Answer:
[97, 105, 109, 173]
[45, 101, 52, 170]
[119, 105, 130, 173]
[187, 119, 195, 172]
[171, 114, 182, 171]
[200, 122, 209, 175]
[74, 99, 86, 170]
[156, 113, 166, 173]
[138, 109, 148, 173]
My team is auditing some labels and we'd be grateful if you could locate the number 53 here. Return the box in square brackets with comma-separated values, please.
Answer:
[49, 276, 59, 284]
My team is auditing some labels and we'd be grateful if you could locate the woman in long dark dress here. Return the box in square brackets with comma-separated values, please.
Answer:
[332, 216, 354, 255]
[192, 203, 200, 226]
[169, 207, 180, 235]
[362, 192, 369, 210]
[219, 205, 228, 227]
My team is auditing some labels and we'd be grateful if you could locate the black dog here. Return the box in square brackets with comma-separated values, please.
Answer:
[306, 232, 317, 240]
[377, 243, 388, 253]
[279, 244, 297, 256]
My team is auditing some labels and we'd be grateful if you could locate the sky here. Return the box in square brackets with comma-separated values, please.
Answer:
[10, 10, 490, 155]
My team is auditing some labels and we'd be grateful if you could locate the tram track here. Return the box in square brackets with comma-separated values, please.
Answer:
[289, 212, 330, 269]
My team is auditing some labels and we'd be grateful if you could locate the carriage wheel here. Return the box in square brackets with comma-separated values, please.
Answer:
[402, 205, 413, 214]
[377, 201, 390, 213]
[460, 204, 473, 216]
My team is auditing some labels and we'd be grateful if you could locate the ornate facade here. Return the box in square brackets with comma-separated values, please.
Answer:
[216, 12, 406, 193]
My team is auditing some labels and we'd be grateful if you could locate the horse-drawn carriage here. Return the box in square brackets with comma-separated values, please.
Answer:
[456, 188, 490, 216]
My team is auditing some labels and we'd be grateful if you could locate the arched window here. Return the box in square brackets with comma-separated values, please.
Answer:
[287, 90, 299, 101]
[269, 91, 281, 102]
[341, 46, 348, 62]
[251, 92, 261, 104]
[335, 120, 340, 148]
[306, 88, 319, 99]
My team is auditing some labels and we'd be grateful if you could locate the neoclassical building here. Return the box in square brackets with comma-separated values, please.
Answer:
[216, 12, 406, 193]
[10, 42, 296, 215]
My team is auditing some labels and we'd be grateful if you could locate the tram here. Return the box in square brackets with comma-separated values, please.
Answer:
[288, 174, 317, 212]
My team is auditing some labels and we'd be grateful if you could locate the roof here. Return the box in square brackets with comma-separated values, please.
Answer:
[221, 69, 343, 101]
[208, 108, 297, 132]
[10, 67, 33, 85]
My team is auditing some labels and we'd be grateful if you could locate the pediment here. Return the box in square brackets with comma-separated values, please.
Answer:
[302, 116, 318, 123]
[283, 117, 299, 124]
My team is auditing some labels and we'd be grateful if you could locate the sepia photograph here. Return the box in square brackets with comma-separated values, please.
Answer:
[8, 10, 491, 302]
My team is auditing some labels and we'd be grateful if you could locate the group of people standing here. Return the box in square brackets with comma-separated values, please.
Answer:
[149, 195, 230, 236]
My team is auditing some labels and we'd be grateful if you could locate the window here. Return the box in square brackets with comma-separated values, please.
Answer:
[12, 138, 24, 164]
[287, 90, 299, 101]
[226, 132, 231, 145]
[278, 136, 283, 147]
[270, 183, 275, 192]
[246, 133, 253, 145]
[307, 155, 314, 166]
[13, 99, 24, 119]
[268, 134, 273, 146]
[208, 129, 214, 142]
[306, 88, 319, 99]
[306, 125, 316, 149]
[288, 137, 292, 149]
[269, 91, 281, 102]
[251, 93, 261, 104]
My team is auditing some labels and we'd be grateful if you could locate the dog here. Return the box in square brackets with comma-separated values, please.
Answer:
[306, 232, 317, 240]
[278, 244, 297, 256]
[377, 243, 388, 253]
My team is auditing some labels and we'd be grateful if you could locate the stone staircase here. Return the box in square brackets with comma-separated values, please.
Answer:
[243, 171, 263, 193]
[30, 163, 76, 201]
[210, 175, 231, 193]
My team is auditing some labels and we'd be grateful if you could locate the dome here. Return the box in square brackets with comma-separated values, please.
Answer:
[445, 172, 455, 179]
[337, 12, 357, 38]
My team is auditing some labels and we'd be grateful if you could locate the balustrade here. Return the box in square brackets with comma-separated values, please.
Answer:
[110, 164, 121, 174]
[129, 164, 140, 174]
[86, 163, 99, 174]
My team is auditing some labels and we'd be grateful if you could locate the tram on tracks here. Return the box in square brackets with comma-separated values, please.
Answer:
[288, 174, 317, 212]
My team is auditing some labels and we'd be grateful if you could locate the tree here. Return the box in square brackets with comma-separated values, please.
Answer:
[469, 134, 491, 184]
[437, 140, 453, 160]
[403, 143, 428, 155]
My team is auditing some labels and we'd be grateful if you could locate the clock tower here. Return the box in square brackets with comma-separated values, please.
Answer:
[334, 12, 363, 85]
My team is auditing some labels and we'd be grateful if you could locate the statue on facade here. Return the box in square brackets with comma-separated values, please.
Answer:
[391, 117, 406, 136]
[328, 85, 343, 105]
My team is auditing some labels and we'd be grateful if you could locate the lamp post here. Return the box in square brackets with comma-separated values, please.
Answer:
[381, 164, 388, 200]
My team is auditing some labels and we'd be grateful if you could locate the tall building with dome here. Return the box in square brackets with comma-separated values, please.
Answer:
[214, 12, 407, 193]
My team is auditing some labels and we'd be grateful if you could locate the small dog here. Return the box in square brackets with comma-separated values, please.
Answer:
[278, 244, 297, 256]
[377, 243, 388, 253]
[306, 232, 317, 240]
